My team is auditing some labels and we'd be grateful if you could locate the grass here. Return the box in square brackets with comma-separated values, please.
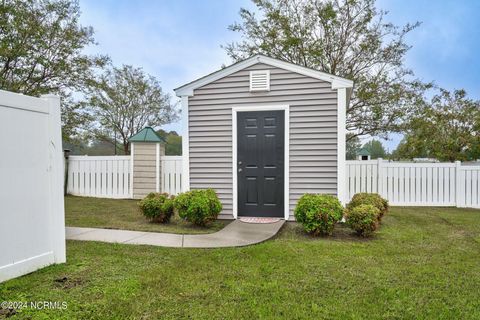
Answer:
[64, 195, 228, 234]
[2, 207, 480, 319]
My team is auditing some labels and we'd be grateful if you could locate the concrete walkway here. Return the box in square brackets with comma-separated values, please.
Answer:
[66, 220, 285, 248]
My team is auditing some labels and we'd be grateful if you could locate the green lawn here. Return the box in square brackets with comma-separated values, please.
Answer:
[65, 195, 228, 234]
[2, 207, 480, 319]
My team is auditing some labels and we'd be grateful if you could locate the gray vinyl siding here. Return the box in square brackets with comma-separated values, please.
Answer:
[188, 63, 338, 219]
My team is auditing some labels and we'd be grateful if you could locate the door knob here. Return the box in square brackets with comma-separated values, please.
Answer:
[238, 161, 242, 165]
[238, 168, 242, 172]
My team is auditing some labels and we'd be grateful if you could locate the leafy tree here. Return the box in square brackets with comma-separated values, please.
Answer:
[346, 134, 361, 160]
[86, 65, 178, 155]
[157, 129, 183, 155]
[362, 139, 386, 159]
[0, 0, 109, 143]
[394, 89, 480, 162]
[225, 0, 429, 140]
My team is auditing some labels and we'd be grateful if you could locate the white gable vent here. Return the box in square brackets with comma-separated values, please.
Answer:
[249, 70, 270, 92]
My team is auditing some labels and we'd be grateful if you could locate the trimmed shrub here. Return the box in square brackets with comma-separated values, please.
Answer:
[345, 204, 380, 237]
[173, 189, 222, 226]
[294, 194, 344, 236]
[347, 193, 389, 219]
[139, 192, 175, 223]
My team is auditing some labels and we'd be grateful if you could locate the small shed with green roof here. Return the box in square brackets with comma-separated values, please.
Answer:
[357, 148, 371, 161]
[129, 127, 166, 199]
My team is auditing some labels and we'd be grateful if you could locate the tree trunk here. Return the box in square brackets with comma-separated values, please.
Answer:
[124, 141, 130, 155]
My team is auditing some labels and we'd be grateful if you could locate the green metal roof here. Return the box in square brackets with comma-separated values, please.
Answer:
[357, 148, 370, 156]
[129, 127, 165, 143]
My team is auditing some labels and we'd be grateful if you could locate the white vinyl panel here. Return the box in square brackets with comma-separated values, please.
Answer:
[371, 163, 378, 193]
[450, 167, 456, 204]
[355, 164, 361, 195]
[432, 167, 438, 204]
[426, 167, 432, 203]
[438, 167, 444, 204]
[79, 160, 85, 195]
[349, 165, 355, 199]
[387, 167, 394, 202]
[361, 164, 367, 192]
[107, 160, 113, 197]
[176, 160, 182, 194]
[101, 160, 107, 197]
[398, 167, 405, 204]
[67, 160, 75, 194]
[381, 166, 388, 200]
[404, 167, 410, 203]
[410, 167, 416, 203]
[116, 160, 123, 196]
[72, 160, 79, 194]
[86, 160, 93, 196]
[465, 170, 472, 206]
[112, 160, 118, 196]
[366, 164, 372, 192]
[415, 168, 425, 203]
[471, 170, 478, 207]
[420, 167, 426, 202]
[124, 160, 130, 196]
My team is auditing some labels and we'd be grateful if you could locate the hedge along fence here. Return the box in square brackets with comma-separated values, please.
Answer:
[67, 155, 183, 198]
[346, 159, 480, 208]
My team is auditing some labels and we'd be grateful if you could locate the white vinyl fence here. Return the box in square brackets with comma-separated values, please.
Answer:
[67, 155, 183, 197]
[67, 156, 132, 198]
[161, 156, 183, 195]
[67, 154, 480, 209]
[0, 90, 65, 282]
[346, 160, 480, 208]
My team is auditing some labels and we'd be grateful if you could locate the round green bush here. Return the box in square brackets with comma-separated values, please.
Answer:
[139, 192, 175, 223]
[347, 193, 389, 219]
[345, 204, 380, 237]
[294, 194, 344, 236]
[173, 189, 222, 226]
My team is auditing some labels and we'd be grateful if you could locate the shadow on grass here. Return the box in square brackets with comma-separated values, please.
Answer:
[276, 221, 378, 243]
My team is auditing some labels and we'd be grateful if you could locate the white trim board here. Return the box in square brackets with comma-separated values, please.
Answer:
[181, 96, 190, 191]
[337, 88, 347, 205]
[232, 105, 290, 220]
[175, 55, 353, 97]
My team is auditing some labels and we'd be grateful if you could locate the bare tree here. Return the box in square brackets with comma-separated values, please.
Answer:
[86, 65, 178, 154]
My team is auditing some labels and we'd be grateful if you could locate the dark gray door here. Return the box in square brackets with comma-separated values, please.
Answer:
[237, 110, 284, 217]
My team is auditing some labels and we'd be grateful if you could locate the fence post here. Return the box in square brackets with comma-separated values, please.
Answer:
[377, 158, 383, 197]
[42, 94, 66, 264]
[130, 143, 134, 198]
[455, 161, 464, 207]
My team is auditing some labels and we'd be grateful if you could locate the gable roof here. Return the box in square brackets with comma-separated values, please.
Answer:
[357, 148, 370, 156]
[129, 127, 165, 143]
[174, 54, 354, 97]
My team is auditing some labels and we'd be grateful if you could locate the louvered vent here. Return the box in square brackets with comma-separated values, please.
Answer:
[249, 70, 270, 92]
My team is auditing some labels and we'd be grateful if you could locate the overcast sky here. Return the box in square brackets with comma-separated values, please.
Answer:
[79, 0, 480, 151]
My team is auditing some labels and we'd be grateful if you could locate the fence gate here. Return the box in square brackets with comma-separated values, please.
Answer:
[0, 91, 65, 282]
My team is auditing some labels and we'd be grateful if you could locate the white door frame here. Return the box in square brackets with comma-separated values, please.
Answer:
[232, 105, 290, 220]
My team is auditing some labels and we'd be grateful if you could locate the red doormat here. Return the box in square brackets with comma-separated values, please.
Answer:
[239, 217, 281, 224]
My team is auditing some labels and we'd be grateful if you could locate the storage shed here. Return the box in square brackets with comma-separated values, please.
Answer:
[175, 55, 353, 220]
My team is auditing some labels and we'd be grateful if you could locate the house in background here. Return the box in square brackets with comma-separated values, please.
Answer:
[175, 55, 353, 220]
